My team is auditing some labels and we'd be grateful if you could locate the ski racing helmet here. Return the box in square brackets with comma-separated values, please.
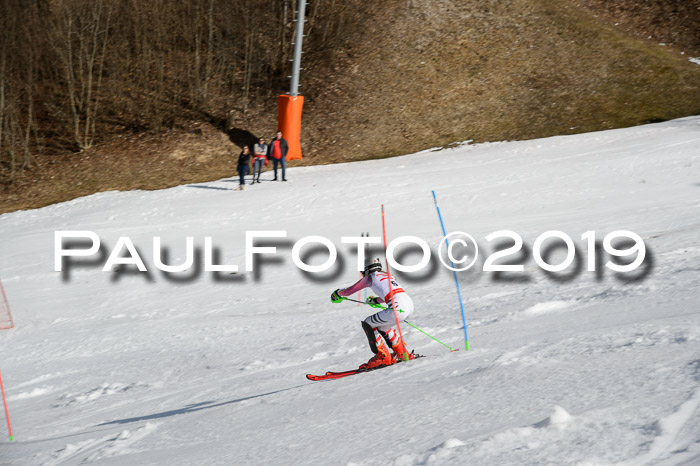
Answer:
[363, 257, 383, 276]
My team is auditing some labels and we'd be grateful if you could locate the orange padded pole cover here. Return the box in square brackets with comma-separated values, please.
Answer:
[277, 95, 304, 161]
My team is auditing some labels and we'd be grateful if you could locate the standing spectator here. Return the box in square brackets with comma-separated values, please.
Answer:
[252, 137, 268, 183]
[267, 130, 288, 181]
[236, 145, 252, 190]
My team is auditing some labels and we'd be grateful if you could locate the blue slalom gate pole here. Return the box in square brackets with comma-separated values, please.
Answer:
[432, 190, 470, 350]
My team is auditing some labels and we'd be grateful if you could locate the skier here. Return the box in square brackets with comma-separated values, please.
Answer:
[331, 257, 416, 369]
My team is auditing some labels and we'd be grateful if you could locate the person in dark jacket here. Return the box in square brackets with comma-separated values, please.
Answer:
[236, 146, 252, 190]
[266, 131, 288, 181]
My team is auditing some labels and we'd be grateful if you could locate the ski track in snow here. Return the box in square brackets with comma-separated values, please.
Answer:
[1, 117, 700, 465]
[43, 422, 161, 466]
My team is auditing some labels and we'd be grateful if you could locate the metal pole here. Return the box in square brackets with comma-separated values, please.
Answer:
[289, 0, 306, 96]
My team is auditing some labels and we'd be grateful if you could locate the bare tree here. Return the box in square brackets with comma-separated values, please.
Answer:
[54, 0, 112, 151]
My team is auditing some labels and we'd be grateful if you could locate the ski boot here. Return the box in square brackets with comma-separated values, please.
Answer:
[391, 340, 416, 362]
[360, 340, 395, 370]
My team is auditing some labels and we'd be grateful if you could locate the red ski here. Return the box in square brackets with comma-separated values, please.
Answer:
[306, 366, 384, 381]
[306, 353, 424, 381]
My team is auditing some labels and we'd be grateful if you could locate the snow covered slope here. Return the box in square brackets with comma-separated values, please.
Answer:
[1, 117, 699, 465]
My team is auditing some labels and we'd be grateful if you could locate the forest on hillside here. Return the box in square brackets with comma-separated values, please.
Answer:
[0, 0, 370, 184]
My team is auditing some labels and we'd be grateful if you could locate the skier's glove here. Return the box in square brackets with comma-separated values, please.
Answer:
[331, 289, 343, 303]
[366, 296, 384, 308]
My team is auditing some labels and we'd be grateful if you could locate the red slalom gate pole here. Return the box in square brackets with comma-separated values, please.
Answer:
[0, 368, 14, 441]
[381, 205, 409, 361]
[0, 279, 14, 329]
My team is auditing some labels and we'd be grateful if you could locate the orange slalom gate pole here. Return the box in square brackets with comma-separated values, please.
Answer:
[381, 205, 409, 361]
[0, 368, 14, 441]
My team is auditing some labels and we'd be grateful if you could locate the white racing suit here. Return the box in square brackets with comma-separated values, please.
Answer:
[338, 271, 413, 352]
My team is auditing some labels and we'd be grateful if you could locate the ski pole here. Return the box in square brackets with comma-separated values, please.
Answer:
[340, 297, 456, 351]
[0, 368, 14, 441]
[402, 320, 456, 352]
[341, 296, 371, 305]
[432, 190, 470, 351]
